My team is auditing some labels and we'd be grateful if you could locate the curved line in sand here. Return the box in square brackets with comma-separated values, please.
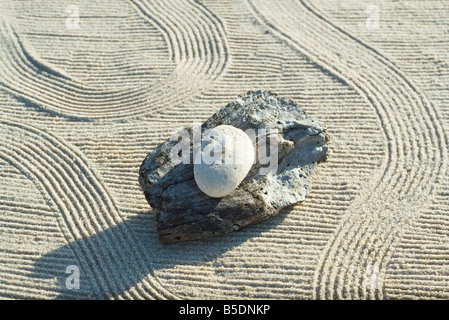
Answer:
[0, 119, 179, 299]
[0, 0, 228, 119]
[246, 0, 448, 299]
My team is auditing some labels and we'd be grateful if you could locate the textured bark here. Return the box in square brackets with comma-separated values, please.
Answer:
[139, 91, 329, 243]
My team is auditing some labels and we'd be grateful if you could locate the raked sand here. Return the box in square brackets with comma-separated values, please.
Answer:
[0, 0, 448, 299]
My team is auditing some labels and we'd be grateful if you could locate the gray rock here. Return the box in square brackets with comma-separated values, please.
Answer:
[139, 91, 329, 243]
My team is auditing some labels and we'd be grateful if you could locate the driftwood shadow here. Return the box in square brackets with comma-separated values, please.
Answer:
[31, 207, 291, 299]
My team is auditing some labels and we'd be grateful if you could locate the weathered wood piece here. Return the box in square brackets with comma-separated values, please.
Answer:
[139, 91, 329, 243]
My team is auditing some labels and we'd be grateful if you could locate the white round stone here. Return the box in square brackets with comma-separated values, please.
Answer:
[194, 125, 255, 198]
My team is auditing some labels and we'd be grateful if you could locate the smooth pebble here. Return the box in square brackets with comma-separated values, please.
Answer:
[194, 125, 255, 198]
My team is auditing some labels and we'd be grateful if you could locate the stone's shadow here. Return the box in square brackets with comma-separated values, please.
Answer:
[31, 206, 292, 299]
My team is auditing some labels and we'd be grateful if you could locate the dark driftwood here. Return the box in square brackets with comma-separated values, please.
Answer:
[139, 91, 329, 243]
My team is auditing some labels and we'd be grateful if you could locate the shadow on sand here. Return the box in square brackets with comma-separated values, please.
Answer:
[31, 207, 292, 299]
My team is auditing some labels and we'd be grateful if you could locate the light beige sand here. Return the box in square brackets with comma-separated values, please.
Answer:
[0, 0, 448, 299]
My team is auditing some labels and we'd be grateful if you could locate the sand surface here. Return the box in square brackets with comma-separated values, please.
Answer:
[0, 0, 448, 299]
